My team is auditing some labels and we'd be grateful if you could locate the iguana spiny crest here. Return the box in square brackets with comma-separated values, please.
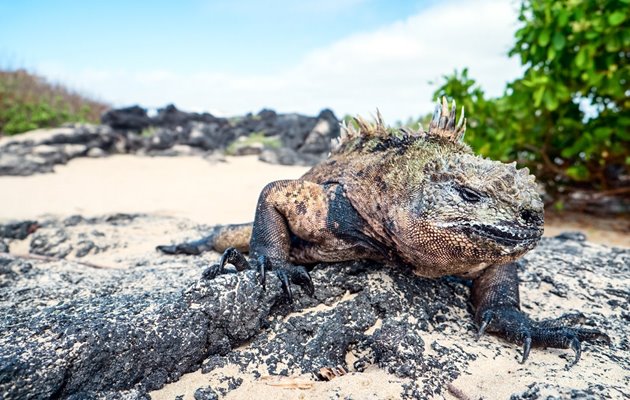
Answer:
[332, 96, 466, 154]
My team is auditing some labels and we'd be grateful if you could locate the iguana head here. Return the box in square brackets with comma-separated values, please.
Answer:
[413, 152, 544, 270]
[390, 98, 544, 275]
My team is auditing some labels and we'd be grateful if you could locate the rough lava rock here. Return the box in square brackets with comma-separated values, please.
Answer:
[101, 105, 152, 131]
[0, 215, 628, 399]
[0, 105, 340, 176]
[0, 220, 39, 240]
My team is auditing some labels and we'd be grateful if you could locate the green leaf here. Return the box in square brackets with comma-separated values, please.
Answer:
[575, 48, 588, 68]
[561, 134, 589, 157]
[594, 127, 612, 140]
[554, 83, 570, 100]
[558, 10, 569, 27]
[543, 91, 559, 111]
[552, 31, 566, 50]
[585, 30, 599, 39]
[553, 200, 565, 212]
[617, 128, 630, 141]
[538, 29, 551, 47]
[521, 79, 535, 88]
[605, 37, 620, 52]
[608, 11, 626, 26]
[566, 165, 590, 181]
[514, 27, 527, 39]
[533, 86, 545, 107]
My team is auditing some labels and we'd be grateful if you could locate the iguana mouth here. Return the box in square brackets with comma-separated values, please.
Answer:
[465, 223, 542, 247]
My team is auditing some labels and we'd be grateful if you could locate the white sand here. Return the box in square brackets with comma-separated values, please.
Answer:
[151, 366, 406, 400]
[0, 155, 309, 225]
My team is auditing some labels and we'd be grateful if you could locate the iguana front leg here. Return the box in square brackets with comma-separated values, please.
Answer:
[166, 179, 317, 302]
[201, 179, 323, 301]
[472, 263, 609, 368]
[248, 179, 324, 301]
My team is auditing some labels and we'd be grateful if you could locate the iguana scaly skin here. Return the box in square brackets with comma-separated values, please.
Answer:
[158, 98, 608, 367]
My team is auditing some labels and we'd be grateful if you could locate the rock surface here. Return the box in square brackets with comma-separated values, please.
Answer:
[0, 105, 340, 176]
[0, 215, 628, 399]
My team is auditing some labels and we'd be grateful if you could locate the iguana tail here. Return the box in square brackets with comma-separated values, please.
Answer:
[156, 223, 253, 255]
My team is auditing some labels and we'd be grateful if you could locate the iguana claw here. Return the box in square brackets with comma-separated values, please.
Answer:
[201, 249, 314, 303]
[257, 256, 268, 289]
[219, 247, 250, 272]
[475, 310, 493, 340]
[257, 255, 314, 303]
[521, 336, 532, 364]
[201, 247, 251, 279]
[475, 307, 610, 368]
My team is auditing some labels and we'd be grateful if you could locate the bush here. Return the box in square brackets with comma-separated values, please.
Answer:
[432, 0, 629, 198]
[0, 69, 109, 135]
[225, 131, 281, 155]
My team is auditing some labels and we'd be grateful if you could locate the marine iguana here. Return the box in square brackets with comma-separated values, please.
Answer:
[158, 98, 607, 367]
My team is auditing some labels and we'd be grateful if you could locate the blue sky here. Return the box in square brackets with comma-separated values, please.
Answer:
[0, 0, 521, 121]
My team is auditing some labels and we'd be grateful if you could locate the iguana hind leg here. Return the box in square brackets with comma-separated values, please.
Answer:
[472, 263, 609, 368]
[156, 223, 252, 255]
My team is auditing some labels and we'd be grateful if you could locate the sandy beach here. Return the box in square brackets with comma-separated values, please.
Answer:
[0, 155, 309, 225]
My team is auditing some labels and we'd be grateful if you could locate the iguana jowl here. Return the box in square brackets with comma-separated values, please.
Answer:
[158, 98, 607, 367]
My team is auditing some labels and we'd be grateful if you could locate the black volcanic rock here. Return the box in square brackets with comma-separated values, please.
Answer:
[101, 105, 152, 131]
[0, 215, 627, 399]
[0, 105, 341, 176]
[0, 220, 39, 240]
[154, 104, 220, 128]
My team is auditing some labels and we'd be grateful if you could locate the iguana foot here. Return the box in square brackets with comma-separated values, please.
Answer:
[200, 249, 314, 302]
[258, 255, 314, 303]
[476, 307, 610, 369]
[202, 247, 251, 279]
[156, 236, 213, 255]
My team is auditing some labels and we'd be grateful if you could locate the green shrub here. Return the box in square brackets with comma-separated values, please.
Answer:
[140, 127, 157, 137]
[225, 131, 281, 155]
[431, 0, 629, 196]
[0, 69, 109, 135]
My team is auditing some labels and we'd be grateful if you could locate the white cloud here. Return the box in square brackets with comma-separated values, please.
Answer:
[38, 0, 522, 121]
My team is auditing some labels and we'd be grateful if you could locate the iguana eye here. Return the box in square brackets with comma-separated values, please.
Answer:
[457, 186, 482, 203]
